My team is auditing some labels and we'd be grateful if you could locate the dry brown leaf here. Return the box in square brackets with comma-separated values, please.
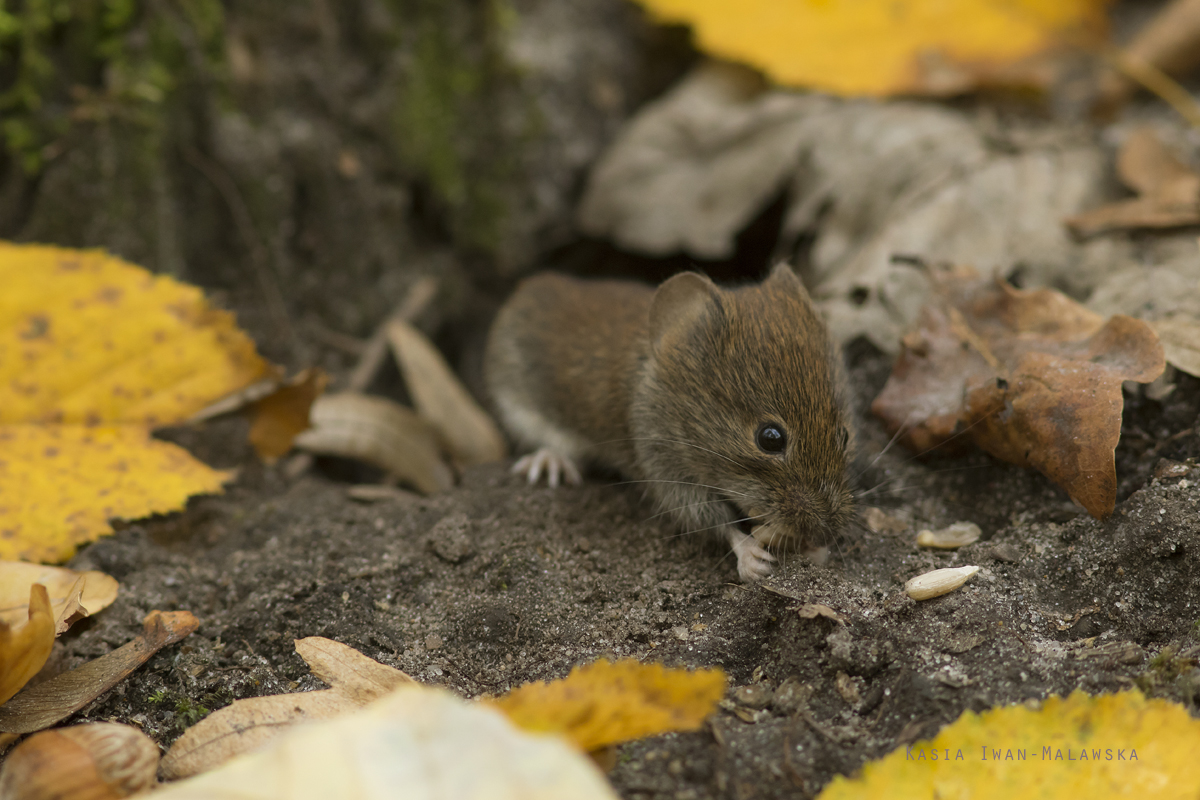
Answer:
[1096, 0, 1200, 114]
[872, 266, 1164, 519]
[0, 584, 54, 707]
[159, 636, 414, 780]
[0, 562, 118, 631]
[292, 392, 455, 494]
[387, 319, 506, 467]
[0, 610, 198, 734]
[247, 368, 328, 462]
[1066, 128, 1200, 236]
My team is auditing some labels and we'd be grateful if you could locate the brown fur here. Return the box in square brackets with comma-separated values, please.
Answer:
[485, 266, 854, 566]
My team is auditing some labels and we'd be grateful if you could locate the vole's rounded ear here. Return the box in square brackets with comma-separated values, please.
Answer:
[649, 272, 719, 354]
[766, 263, 811, 299]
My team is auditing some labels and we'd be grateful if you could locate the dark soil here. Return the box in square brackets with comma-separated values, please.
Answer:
[46, 338, 1200, 799]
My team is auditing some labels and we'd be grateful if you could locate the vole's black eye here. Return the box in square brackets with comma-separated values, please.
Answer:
[756, 423, 787, 454]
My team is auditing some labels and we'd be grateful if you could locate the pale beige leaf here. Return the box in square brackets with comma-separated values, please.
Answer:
[154, 686, 618, 800]
[1152, 315, 1200, 377]
[294, 636, 414, 702]
[387, 320, 506, 466]
[160, 637, 415, 780]
[0, 562, 118, 631]
[292, 393, 454, 494]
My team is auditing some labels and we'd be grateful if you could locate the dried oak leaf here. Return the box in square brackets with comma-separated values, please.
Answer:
[159, 637, 415, 780]
[872, 266, 1163, 519]
[0, 562, 118, 632]
[1066, 127, 1200, 236]
[487, 658, 726, 753]
[247, 368, 328, 462]
[819, 690, 1197, 799]
[0, 242, 272, 562]
[632, 0, 1108, 97]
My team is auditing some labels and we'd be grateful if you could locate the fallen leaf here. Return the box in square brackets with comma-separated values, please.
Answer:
[0, 242, 272, 562]
[154, 685, 618, 800]
[1095, 0, 1200, 114]
[387, 319, 506, 466]
[159, 636, 415, 780]
[0, 562, 118, 630]
[247, 368, 328, 462]
[872, 266, 1164, 518]
[0, 609, 198, 734]
[0, 584, 54, 706]
[578, 66, 1127, 351]
[819, 690, 1200, 799]
[632, 0, 1108, 97]
[1151, 315, 1200, 377]
[292, 392, 455, 494]
[1066, 127, 1200, 235]
[487, 658, 726, 753]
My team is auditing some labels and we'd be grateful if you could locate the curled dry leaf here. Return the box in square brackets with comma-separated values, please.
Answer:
[0, 562, 118, 632]
[487, 658, 726, 753]
[387, 319, 506, 466]
[0, 610, 198, 734]
[292, 392, 454, 494]
[154, 685, 618, 800]
[0, 722, 159, 800]
[904, 566, 981, 601]
[159, 636, 415, 780]
[247, 368, 328, 462]
[796, 604, 847, 625]
[0, 584, 54, 707]
[1066, 127, 1200, 236]
[872, 266, 1164, 519]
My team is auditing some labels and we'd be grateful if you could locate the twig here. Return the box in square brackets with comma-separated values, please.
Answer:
[1107, 48, 1200, 129]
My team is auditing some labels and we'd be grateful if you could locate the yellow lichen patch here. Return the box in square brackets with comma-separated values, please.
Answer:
[819, 690, 1200, 799]
[487, 659, 726, 752]
[0, 242, 269, 563]
[0, 584, 54, 706]
[0, 425, 231, 562]
[634, 0, 1109, 97]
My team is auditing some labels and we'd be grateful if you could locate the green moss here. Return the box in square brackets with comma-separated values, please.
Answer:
[0, 0, 224, 174]
[388, 0, 527, 255]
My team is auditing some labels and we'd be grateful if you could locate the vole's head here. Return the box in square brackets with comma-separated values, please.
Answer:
[635, 264, 855, 552]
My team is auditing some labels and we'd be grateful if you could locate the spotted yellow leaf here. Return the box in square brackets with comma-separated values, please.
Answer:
[488, 658, 726, 752]
[634, 0, 1109, 97]
[819, 690, 1199, 799]
[0, 243, 271, 562]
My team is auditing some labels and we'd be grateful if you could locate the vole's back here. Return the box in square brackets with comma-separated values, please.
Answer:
[484, 273, 651, 476]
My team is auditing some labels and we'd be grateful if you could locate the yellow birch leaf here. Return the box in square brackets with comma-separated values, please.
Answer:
[0, 584, 54, 706]
[0, 242, 270, 563]
[819, 690, 1200, 799]
[487, 658, 726, 752]
[633, 0, 1110, 97]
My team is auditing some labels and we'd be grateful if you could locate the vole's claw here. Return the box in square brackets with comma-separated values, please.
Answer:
[728, 529, 776, 582]
[513, 448, 582, 488]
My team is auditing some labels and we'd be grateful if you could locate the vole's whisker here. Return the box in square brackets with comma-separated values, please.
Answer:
[614, 479, 751, 498]
[642, 497, 732, 523]
[661, 514, 769, 542]
[592, 437, 743, 469]
[850, 413, 915, 482]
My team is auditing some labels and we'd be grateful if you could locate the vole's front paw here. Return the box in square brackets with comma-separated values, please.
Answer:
[513, 448, 582, 488]
[729, 530, 776, 582]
